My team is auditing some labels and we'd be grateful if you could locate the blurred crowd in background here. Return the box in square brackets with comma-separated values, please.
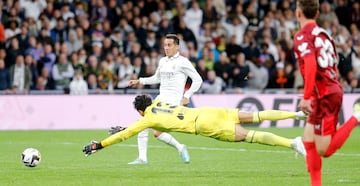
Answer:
[0, 0, 360, 95]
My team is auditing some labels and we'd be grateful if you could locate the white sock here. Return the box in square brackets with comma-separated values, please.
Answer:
[137, 129, 149, 161]
[156, 132, 183, 152]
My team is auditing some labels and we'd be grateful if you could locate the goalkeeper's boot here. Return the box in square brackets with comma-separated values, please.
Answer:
[128, 158, 148, 165]
[179, 144, 190, 163]
[82, 141, 103, 156]
[291, 136, 306, 158]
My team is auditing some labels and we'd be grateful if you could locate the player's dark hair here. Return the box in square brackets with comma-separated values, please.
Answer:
[133, 94, 153, 112]
[165, 34, 180, 45]
[297, 0, 319, 19]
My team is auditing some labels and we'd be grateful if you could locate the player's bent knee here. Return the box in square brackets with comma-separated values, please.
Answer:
[153, 130, 163, 138]
[316, 148, 327, 157]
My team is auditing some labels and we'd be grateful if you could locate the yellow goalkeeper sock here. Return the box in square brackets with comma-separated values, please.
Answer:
[245, 130, 291, 148]
[252, 110, 296, 123]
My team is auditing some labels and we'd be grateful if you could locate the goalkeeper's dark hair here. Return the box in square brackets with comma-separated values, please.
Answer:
[133, 94, 153, 112]
[165, 33, 180, 45]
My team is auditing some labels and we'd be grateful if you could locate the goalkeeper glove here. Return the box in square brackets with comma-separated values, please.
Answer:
[82, 141, 103, 156]
[108, 126, 127, 135]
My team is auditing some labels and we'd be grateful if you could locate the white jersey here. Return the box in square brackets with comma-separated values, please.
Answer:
[139, 52, 203, 105]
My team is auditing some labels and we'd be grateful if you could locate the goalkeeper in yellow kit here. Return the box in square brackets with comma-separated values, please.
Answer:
[83, 94, 307, 158]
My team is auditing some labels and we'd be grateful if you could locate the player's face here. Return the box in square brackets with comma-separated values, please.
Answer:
[163, 38, 178, 58]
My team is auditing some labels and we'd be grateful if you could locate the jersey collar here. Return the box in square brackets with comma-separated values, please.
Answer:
[167, 52, 180, 61]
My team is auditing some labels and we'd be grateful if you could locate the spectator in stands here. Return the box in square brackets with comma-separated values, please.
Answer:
[175, 18, 198, 50]
[37, 66, 53, 90]
[50, 18, 68, 43]
[197, 22, 214, 54]
[202, 0, 219, 24]
[91, 41, 104, 61]
[61, 3, 75, 21]
[69, 69, 88, 95]
[200, 47, 216, 71]
[52, 53, 74, 90]
[0, 59, 11, 93]
[215, 35, 227, 53]
[318, 1, 339, 28]
[183, 1, 203, 40]
[128, 41, 143, 62]
[267, 62, 289, 89]
[200, 70, 224, 94]
[101, 37, 115, 56]
[77, 48, 87, 67]
[144, 49, 160, 77]
[25, 36, 41, 62]
[5, 19, 20, 41]
[256, 17, 277, 41]
[90, 0, 107, 24]
[221, 5, 249, 45]
[38, 43, 56, 74]
[335, 0, 352, 29]
[105, 53, 116, 74]
[132, 16, 147, 43]
[195, 58, 208, 80]
[258, 42, 275, 74]
[84, 55, 100, 78]
[97, 60, 115, 91]
[214, 52, 231, 87]
[19, 0, 47, 20]
[110, 28, 124, 53]
[56, 42, 69, 57]
[142, 30, 160, 53]
[123, 31, 137, 55]
[24, 54, 38, 90]
[132, 55, 146, 78]
[115, 17, 134, 41]
[226, 35, 242, 62]
[247, 58, 269, 91]
[349, 23, 360, 46]
[10, 55, 32, 94]
[16, 24, 29, 50]
[106, 0, 121, 29]
[87, 73, 100, 93]
[231, 53, 250, 93]
[350, 2, 360, 29]
[338, 38, 357, 85]
[65, 29, 83, 56]
[157, 18, 174, 40]
[69, 51, 83, 72]
[5, 37, 24, 68]
[241, 30, 260, 62]
[34, 76, 46, 91]
[351, 47, 360, 80]
[37, 27, 53, 45]
[116, 56, 134, 89]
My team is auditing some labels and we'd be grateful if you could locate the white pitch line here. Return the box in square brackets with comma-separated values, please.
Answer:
[4, 141, 360, 157]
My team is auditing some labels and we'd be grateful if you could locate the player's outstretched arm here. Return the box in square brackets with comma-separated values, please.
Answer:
[82, 141, 103, 156]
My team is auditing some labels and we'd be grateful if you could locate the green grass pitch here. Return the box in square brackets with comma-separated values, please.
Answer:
[1, 127, 359, 186]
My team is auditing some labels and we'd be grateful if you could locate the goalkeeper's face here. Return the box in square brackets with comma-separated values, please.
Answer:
[163, 38, 179, 58]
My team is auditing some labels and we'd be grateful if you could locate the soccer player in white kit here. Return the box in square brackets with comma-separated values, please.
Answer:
[126, 34, 203, 164]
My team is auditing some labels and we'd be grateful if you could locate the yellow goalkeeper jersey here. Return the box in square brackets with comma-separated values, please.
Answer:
[102, 99, 240, 147]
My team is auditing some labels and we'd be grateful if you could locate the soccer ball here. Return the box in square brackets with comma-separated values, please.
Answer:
[21, 148, 41, 167]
